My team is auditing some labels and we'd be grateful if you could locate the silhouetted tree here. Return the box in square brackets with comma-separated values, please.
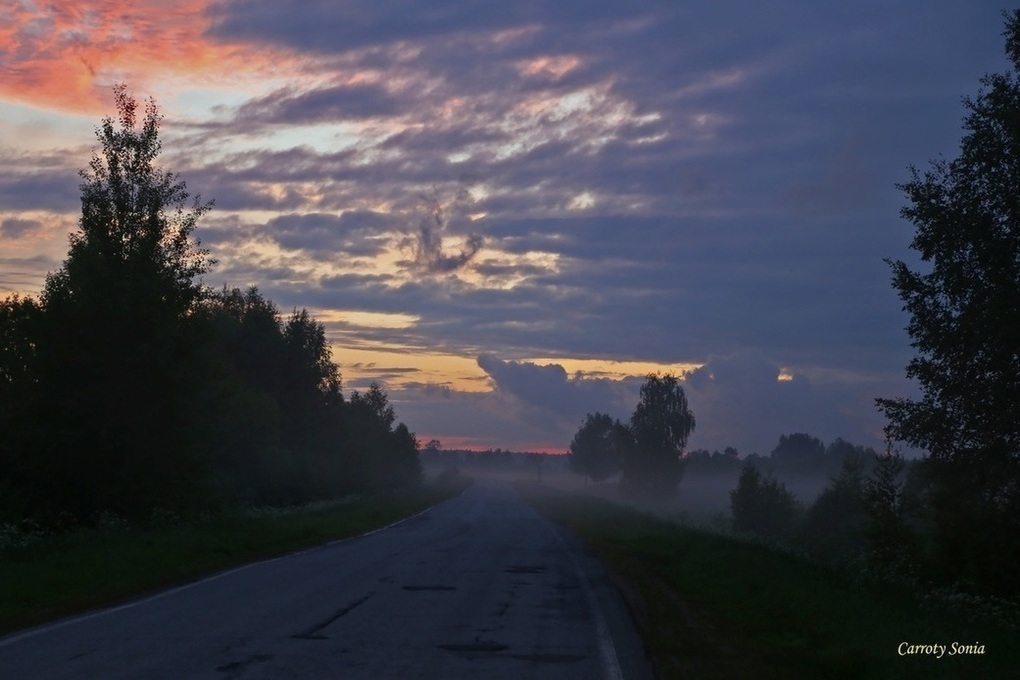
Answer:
[346, 383, 422, 491]
[798, 456, 868, 563]
[621, 373, 695, 500]
[769, 433, 825, 475]
[730, 461, 799, 539]
[876, 11, 1020, 594]
[863, 447, 918, 574]
[0, 295, 43, 518]
[568, 412, 624, 483]
[25, 85, 214, 519]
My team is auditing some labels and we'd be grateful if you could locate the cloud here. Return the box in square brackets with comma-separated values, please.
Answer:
[262, 211, 396, 258]
[0, 1, 255, 111]
[2, 0, 1007, 456]
[235, 83, 404, 125]
[0, 165, 80, 213]
[389, 349, 892, 455]
[0, 217, 42, 238]
[0, 255, 60, 296]
[403, 190, 484, 274]
[476, 353, 635, 435]
[680, 350, 880, 455]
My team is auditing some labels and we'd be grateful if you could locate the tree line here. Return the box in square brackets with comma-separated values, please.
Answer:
[572, 11, 1020, 599]
[0, 86, 420, 526]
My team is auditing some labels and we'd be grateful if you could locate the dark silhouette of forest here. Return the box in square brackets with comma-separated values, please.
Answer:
[0, 86, 420, 527]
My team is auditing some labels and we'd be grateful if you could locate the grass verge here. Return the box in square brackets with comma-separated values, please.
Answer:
[519, 483, 1016, 680]
[0, 480, 467, 636]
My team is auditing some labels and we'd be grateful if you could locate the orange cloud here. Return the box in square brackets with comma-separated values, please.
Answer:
[0, 0, 281, 112]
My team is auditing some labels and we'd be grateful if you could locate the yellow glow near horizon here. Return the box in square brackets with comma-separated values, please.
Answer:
[313, 309, 419, 329]
[526, 357, 703, 380]
[335, 346, 491, 392]
[333, 347, 706, 395]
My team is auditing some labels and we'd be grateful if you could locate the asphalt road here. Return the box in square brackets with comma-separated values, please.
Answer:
[0, 481, 655, 679]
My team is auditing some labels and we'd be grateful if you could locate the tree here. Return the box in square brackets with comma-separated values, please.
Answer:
[346, 383, 422, 491]
[621, 373, 695, 499]
[877, 13, 1020, 474]
[568, 412, 624, 483]
[729, 461, 799, 539]
[876, 12, 1020, 593]
[798, 456, 868, 563]
[769, 433, 825, 475]
[863, 447, 917, 573]
[0, 295, 43, 519]
[28, 85, 215, 519]
[45, 84, 212, 315]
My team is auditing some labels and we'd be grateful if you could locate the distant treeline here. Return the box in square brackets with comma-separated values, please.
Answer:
[0, 88, 420, 526]
[685, 432, 880, 479]
[419, 446, 570, 475]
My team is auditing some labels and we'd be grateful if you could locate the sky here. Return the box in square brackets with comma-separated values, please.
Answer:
[0, 1, 1011, 454]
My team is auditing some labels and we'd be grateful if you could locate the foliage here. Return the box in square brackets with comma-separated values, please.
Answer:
[769, 433, 825, 470]
[877, 11, 1020, 595]
[620, 373, 695, 499]
[11, 85, 215, 519]
[729, 461, 799, 539]
[862, 447, 918, 574]
[568, 412, 624, 483]
[0, 88, 423, 525]
[797, 455, 868, 563]
[345, 384, 422, 492]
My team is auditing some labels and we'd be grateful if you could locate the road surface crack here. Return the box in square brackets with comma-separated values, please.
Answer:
[292, 593, 374, 640]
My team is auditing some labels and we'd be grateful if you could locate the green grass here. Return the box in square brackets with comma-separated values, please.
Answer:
[0, 481, 466, 636]
[519, 484, 1016, 680]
